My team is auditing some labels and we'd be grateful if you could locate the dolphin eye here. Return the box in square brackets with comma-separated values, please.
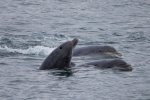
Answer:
[59, 46, 63, 49]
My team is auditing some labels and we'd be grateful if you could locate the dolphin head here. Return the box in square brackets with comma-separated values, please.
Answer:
[100, 46, 122, 57]
[52, 39, 78, 69]
[40, 38, 78, 70]
[111, 59, 133, 71]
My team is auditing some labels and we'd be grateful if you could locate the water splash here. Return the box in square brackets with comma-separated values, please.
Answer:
[0, 46, 55, 56]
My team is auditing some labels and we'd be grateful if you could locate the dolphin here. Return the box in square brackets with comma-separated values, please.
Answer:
[80, 59, 132, 71]
[39, 38, 78, 70]
[73, 45, 122, 57]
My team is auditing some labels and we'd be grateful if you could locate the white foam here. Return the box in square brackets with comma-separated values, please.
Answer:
[0, 46, 55, 56]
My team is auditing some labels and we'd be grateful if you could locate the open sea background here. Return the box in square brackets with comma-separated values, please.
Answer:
[0, 0, 150, 100]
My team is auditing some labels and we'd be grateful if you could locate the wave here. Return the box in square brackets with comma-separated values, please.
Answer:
[0, 46, 55, 56]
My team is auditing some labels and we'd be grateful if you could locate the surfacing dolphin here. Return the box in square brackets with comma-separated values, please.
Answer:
[73, 45, 122, 57]
[39, 38, 78, 70]
[80, 59, 132, 71]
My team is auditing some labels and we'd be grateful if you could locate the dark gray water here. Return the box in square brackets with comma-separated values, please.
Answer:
[0, 0, 150, 100]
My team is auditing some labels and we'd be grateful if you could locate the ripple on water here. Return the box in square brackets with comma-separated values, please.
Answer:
[126, 31, 148, 42]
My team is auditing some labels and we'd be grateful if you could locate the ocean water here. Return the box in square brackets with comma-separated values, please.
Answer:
[0, 0, 150, 100]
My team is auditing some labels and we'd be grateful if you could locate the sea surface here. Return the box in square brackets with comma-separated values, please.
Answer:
[0, 0, 150, 100]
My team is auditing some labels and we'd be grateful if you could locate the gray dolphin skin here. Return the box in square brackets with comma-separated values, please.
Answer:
[73, 46, 122, 56]
[39, 38, 78, 70]
[81, 59, 132, 71]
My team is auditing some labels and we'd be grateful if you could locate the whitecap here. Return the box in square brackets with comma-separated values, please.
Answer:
[0, 46, 55, 56]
